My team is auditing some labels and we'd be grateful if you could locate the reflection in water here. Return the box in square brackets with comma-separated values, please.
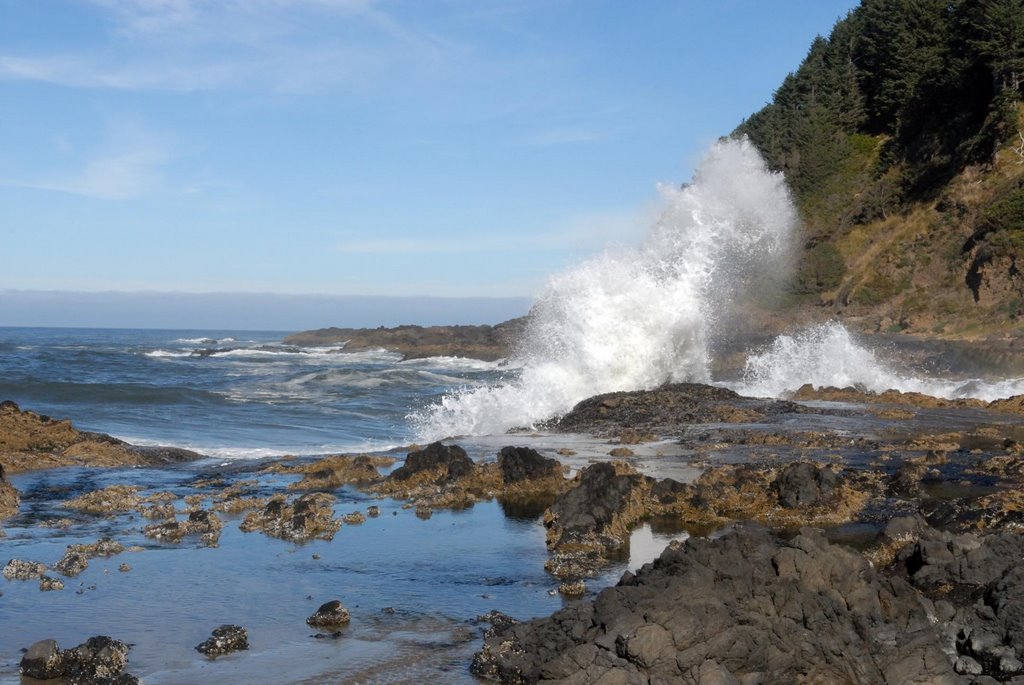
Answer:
[497, 494, 557, 521]
[626, 522, 689, 573]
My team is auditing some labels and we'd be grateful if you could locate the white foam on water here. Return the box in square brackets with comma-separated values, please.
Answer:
[119, 435, 403, 459]
[145, 350, 192, 358]
[733, 321, 1024, 402]
[413, 138, 798, 440]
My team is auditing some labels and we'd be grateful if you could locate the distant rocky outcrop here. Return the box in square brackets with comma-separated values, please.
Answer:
[282, 317, 527, 361]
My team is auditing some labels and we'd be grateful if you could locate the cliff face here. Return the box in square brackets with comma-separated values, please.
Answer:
[736, 0, 1024, 338]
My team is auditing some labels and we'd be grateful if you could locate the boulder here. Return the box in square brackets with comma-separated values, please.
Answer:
[774, 461, 838, 508]
[474, 525, 959, 684]
[389, 442, 474, 482]
[306, 600, 351, 627]
[3, 558, 46, 580]
[497, 446, 563, 484]
[20, 639, 63, 679]
[196, 625, 249, 657]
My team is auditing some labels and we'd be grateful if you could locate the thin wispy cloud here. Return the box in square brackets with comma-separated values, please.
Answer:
[0, 0, 459, 94]
[0, 124, 174, 200]
[0, 54, 235, 91]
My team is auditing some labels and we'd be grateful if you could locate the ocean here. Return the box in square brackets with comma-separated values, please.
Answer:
[0, 327, 509, 460]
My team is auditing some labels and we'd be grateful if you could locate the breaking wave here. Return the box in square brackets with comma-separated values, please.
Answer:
[413, 138, 798, 439]
[733, 322, 1024, 402]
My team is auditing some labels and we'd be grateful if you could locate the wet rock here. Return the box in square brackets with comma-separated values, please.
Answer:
[55, 538, 126, 578]
[196, 625, 249, 657]
[609, 447, 635, 457]
[144, 508, 223, 545]
[55, 551, 89, 577]
[63, 486, 143, 515]
[0, 463, 19, 519]
[390, 442, 475, 483]
[367, 505, 380, 517]
[553, 383, 803, 436]
[265, 454, 393, 490]
[306, 600, 351, 627]
[474, 525, 959, 684]
[61, 635, 132, 683]
[558, 580, 586, 597]
[774, 461, 837, 508]
[240, 493, 340, 542]
[20, 639, 63, 679]
[889, 461, 928, 497]
[497, 446, 563, 485]
[342, 511, 366, 524]
[118, 563, 131, 573]
[3, 558, 47, 580]
[39, 575, 65, 591]
[473, 610, 520, 639]
[543, 463, 652, 579]
[141, 502, 176, 520]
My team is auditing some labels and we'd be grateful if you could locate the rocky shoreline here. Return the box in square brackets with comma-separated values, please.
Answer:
[4, 382, 1024, 683]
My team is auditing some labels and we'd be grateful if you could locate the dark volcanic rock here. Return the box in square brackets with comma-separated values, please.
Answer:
[474, 525, 959, 684]
[20, 639, 63, 679]
[543, 463, 652, 580]
[774, 461, 838, 508]
[23, 635, 137, 684]
[61, 635, 132, 683]
[390, 442, 474, 482]
[306, 600, 351, 627]
[545, 463, 650, 548]
[497, 447, 563, 484]
[887, 526, 1024, 681]
[552, 383, 804, 436]
[196, 625, 249, 657]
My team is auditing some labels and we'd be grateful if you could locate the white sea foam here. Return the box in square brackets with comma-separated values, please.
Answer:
[733, 321, 1024, 402]
[413, 138, 798, 440]
[119, 435, 402, 459]
[145, 350, 192, 358]
[413, 139, 1024, 443]
[172, 337, 239, 345]
[400, 356, 511, 372]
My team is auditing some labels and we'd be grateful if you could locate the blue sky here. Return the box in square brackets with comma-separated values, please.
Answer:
[0, 0, 858, 322]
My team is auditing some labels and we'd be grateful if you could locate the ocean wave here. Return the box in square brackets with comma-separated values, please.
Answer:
[412, 138, 797, 440]
[400, 356, 513, 372]
[172, 336, 239, 345]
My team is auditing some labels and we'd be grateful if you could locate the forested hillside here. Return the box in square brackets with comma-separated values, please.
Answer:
[736, 0, 1024, 336]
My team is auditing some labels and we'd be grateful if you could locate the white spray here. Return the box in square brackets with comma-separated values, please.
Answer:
[413, 138, 798, 440]
[734, 321, 1024, 402]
